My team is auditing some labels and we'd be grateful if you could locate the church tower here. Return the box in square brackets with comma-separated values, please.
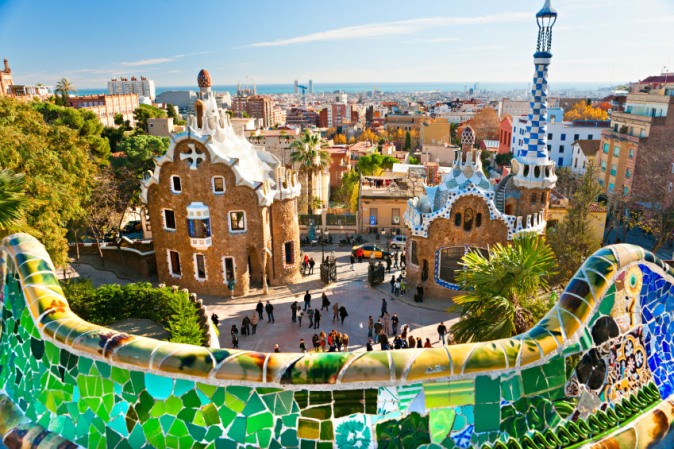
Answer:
[511, 0, 558, 218]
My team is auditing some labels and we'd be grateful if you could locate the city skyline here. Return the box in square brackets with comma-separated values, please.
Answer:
[1, 0, 674, 89]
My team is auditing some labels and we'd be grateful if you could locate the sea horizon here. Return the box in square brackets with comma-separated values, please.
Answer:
[76, 81, 616, 97]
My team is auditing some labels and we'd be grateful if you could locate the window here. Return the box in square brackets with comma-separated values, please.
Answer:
[391, 208, 400, 225]
[561, 133, 566, 141]
[601, 161, 607, 172]
[623, 186, 629, 196]
[625, 168, 631, 179]
[547, 133, 553, 140]
[188, 218, 211, 238]
[669, 182, 673, 193]
[463, 208, 474, 231]
[170, 175, 182, 193]
[603, 143, 609, 154]
[437, 247, 464, 284]
[475, 213, 482, 228]
[598, 179, 604, 186]
[547, 144, 552, 152]
[223, 257, 235, 282]
[574, 134, 579, 141]
[628, 148, 635, 159]
[454, 212, 462, 227]
[531, 193, 537, 205]
[229, 211, 246, 232]
[558, 157, 564, 166]
[195, 254, 207, 280]
[613, 146, 620, 157]
[212, 176, 225, 194]
[163, 209, 176, 230]
[411, 240, 419, 265]
[168, 250, 181, 276]
[588, 134, 593, 140]
[559, 145, 565, 153]
[608, 183, 615, 193]
[284, 242, 294, 265]
[610, 165, 617, 176]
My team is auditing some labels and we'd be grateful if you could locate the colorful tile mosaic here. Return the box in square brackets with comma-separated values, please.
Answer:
[4, 233, 674, 448]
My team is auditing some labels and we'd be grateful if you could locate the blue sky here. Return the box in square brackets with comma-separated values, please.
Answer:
[1, 0, 673, 89]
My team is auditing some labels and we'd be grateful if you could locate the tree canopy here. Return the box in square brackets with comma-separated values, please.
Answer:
[563, 102, 609, 121]
[356, 153, 398, 176]
[133, 104, 167, 133]
[469, 107, 500, 145]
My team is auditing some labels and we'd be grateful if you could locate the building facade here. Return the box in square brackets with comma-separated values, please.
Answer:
[108, 76, 156, 100]
[68, 94, 139, 128]
[497, 116, 513, 154]
[571, 140, 600, 175]
[141, 70, 302, 297]
[0, 59, 12, 97]
[404, 2, 558, 298]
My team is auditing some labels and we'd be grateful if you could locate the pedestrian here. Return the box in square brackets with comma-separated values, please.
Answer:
[424, 338, 432, 348]
[334, 332, 342, 351]
[350, 254, 355, 270]
[211, 313, 220, 327]
[342, 333, 349, 352]
[265, 301, 275, 323]
[250, 312, 258, 334]
[366, 339, 373, 351]
[383, 312, 391, 335]
[393, 335, 403, 349]
[367, 316, 374, 338]
[321, 292, 330, 311]
[437, 322, 447, 345]
[408, 335, 415, 349]
[303, 290, 311, 311]
[242, 315, 251, 336]
[299, 338, 307, 353]
[231, 325, 239, 349]
[380, 298, 388, 318]
[307, 306, 314, 328]
[391, 313, 399, 336]
[374, 320, 383, 343]
[417, 284, 424, 303]
[303, 254, 309, 272]
[309, 257, 315, 274]
[385, 255, 391, 273]
[400, 278, 407, 296]
[389, 275, 395, 294]
[394, 278, 401, 296]
[332, 303, 339, 323]
[379, 332, 389, 350]
[256, 300, 264, 319]
[339, 305, 348, 325]
[274, 344, 280, 353]
[393, 252, 399, 268]
[401, 252, 406, 269]
[416, 337, 423, 348]
[291, 301, 298, 323]
[297, 308, 303, 327]
[312, 334, 320, 352]
[400, 324, 409, 340]
[313, 309, 321, 329]
[357, 247, 364, 263]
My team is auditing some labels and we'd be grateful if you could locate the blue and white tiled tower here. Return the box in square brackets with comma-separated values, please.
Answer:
[512, 0, 558, 189]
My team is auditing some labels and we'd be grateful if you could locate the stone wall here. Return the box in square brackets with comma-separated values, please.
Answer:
[69, 244, 157, 278]
[269, 199, 302, 286]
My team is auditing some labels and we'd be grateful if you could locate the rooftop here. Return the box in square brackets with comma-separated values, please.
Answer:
[574, 139, 600, 157]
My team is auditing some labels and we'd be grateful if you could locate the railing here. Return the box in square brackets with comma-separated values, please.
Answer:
[298, 214, 322, 226]
[326, 214, 356, 226]
[190, 236, 212, 250]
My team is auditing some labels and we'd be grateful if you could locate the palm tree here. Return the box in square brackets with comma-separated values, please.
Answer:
[55, 78, 76, 104]
[0, 169, 40, 238]
[450, 233, 557, 343]
[290, 129, 330, 215]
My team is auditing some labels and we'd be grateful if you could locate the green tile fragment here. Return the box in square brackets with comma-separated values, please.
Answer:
[320, 420, 333, 440]
[298, 418, 320, 439]
[243, 392, 266, 416]
[474, 402, 500, 432]
[247, 411, 273, 434]
[475, 376, 500, 404]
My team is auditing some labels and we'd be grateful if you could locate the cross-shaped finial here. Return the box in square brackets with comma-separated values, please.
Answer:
[180, 143, 206, 170]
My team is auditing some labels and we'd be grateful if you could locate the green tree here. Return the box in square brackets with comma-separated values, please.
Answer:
[0, 169, 40, 238]
[115, 134, 169, 173]
[54, 78, 76, 105]
[356, 153, 398, 176]
[404, 131, 412, 151]
[133, 104, 167, 133]
[333, 170, 360, 206]
[290, 129, 330, 215]
[450, 233, 558, 343]
[166, 104, 178, 119]
[0, 98, 99, 266]
[546, 165, 602, 285]
[494, 152, 514, 167]
[408, 156, 420, 165]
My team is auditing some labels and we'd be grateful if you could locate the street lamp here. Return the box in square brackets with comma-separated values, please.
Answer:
[321, 228, 329, 262]
[381, 228, 390, 250]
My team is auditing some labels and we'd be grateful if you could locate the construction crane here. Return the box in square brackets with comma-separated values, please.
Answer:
[297, 84, 308, 106]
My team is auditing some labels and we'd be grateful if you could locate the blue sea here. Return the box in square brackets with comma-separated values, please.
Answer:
[77, 81, 612, 97]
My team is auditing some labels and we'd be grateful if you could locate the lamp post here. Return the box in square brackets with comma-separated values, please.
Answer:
[321, 228, 329, 262]
[381, 228, 390, 251]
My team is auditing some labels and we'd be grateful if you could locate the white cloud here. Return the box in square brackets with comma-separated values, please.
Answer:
[402, 37, 460, 44]
[637, 15, 674, 23]
[121, 57, 174, 67]
[243, 12, 529, 48]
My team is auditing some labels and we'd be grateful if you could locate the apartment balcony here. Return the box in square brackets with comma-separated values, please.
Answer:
[190, 236, 212, 250]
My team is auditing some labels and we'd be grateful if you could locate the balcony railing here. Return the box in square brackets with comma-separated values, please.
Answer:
[190, 236, 212, 250]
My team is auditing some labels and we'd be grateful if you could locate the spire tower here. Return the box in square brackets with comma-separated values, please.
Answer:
[512, 0, 558, 189]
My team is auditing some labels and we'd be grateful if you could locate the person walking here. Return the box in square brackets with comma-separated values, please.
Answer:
[321, 292, 330, 311]
[303, 290, 311, 311]
[424, 338, 432, 348]
[385, 255, 392, 273]
[394, 278, 401, 297]
[339, 305, 348, 325]
[367, 316, 374, 338]
[393, 252, 399, 269]
[401, 252, 406, 269]
[231, 325, 239, 349]
[389, 275, 395, 294]
[350, 254, 355, 271]
[250, 312, 258, 335]
[366, 339, 373, 352]
[391, 313, 399, 336]
[299, 338, 307, 353]
[309, 257, 316, 275]
[313, 309, 321, 329]
[332, 303, 339, 323]
[380, 298, 388, 318]
[256, 300, 264, 319]
[265, 301, 275, 323]
[437, 322, 447, 345]
[416, 284, 424, 303]
[211, 313, 220, 327]
[291, 301, 298, 323]
[356, 247, 364, 263]
[373, 320, 383, 343]
[307, 306, 314, 328]
[400, 278, 407, 296]
[297, 308, 303, 327]
[383, 312, 391, 335]
[241, 315, 251, 336]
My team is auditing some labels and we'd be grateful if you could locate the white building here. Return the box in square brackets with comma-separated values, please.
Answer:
[571, 140, 600, 176]
[511, 108, 608, 168]
[108, 76, 156, 100]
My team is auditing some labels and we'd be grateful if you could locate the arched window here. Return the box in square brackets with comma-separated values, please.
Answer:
[463, 208, 474, 231]
[454, 212, 462, 227]
[476, 213, 482, 228]
[531, 193, 537, 205]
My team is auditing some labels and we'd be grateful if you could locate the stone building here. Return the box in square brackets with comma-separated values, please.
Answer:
[68, 93, 139, 128]
[141, 69, 302, 297]
[404, 1, 559, 298]
[0, 59, 13, 97]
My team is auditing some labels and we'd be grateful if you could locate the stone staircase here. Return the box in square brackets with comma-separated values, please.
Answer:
[494, 173, 512, 213]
